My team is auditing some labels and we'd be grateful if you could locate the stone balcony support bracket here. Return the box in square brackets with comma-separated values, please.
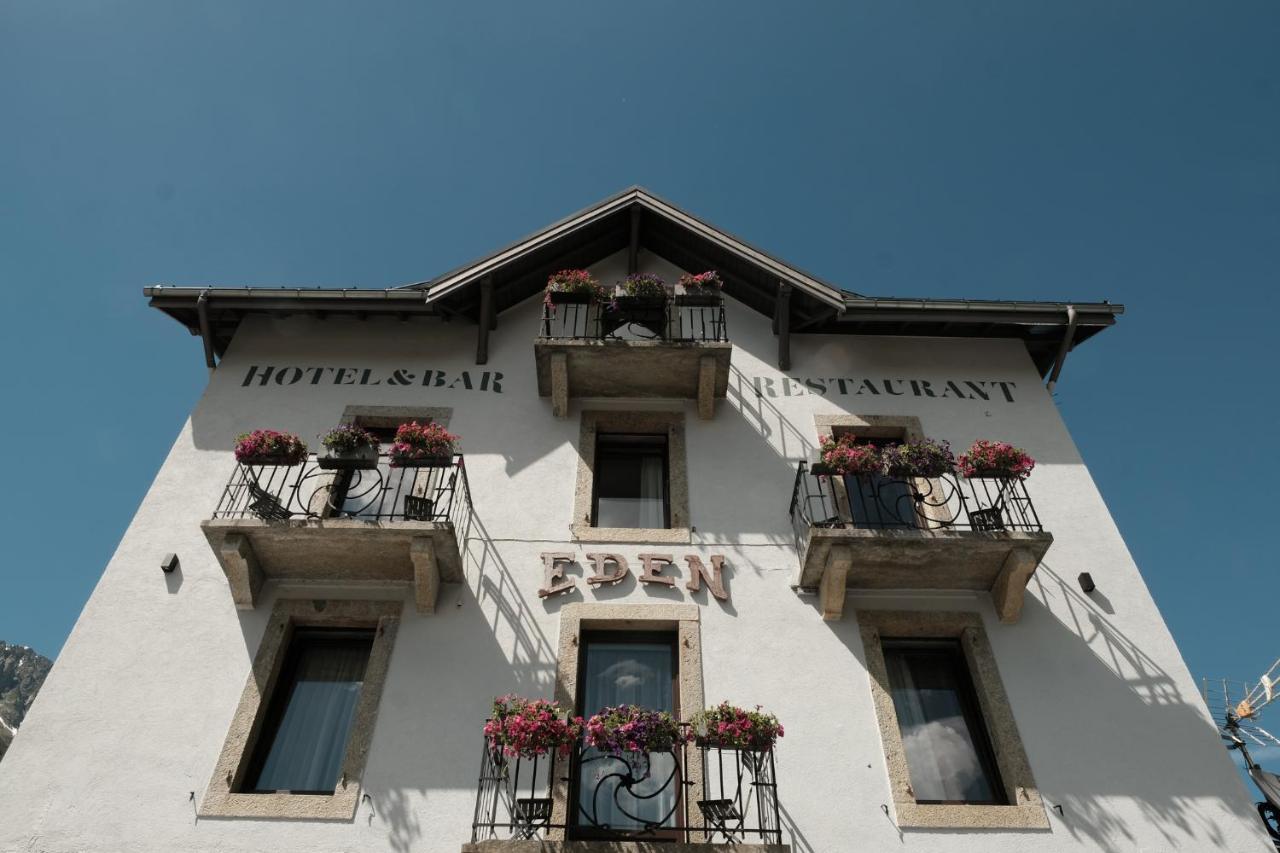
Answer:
[411, 536, 441, 614]
[991, 546, 1039, 624]
[219, 532, 264, 610]
[550, 351, 569, 418]
[819, 545, 852, 621]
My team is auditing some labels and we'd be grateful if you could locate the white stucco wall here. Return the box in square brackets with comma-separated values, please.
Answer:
[0, 254, 1270, 852]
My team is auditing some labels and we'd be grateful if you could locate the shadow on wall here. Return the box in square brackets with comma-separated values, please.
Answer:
[804, 568, 1268, 851]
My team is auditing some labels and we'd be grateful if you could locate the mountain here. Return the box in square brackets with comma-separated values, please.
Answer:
[0, 642, 52, 760]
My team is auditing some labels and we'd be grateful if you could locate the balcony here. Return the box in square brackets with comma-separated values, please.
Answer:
[534, 295, 732, 419]
[788, 463, 1052, 623]
[465, 725, 786, 853]
[201, 455, 471, 613]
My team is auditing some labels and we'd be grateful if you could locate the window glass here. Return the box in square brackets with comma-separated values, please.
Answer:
[882, 639, 1005, 805]
[592, 434, 669, 529]
[836, 431, 915, 529]
[246, 629, 375, 794]
[575, 634, 678, 835]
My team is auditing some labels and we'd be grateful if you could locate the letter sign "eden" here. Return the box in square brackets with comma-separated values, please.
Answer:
[537, 552, 728, 601]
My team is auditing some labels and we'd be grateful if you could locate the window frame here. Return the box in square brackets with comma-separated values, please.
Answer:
[199, 599, 401, 821]
[589, 433, 672, 530]
[570, 629, 683, 840]
[572, 410, 690, 544]
[880, 637, 1007, 806]
[241, 627, 378, 796]
[548, 603, 704, 840]
[858, 610, 1047, 830]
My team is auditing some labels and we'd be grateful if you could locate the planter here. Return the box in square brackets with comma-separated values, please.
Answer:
[239, 455, 304, 467]
[674, 292, 722, 307]
[809, 462, 835, 476]
[317, 445, 379, 470]
[548, 290, 595, 305]
[390, 454, 454, 468]
[966, 470, 1017, 480]
[602, 296, 669, 338]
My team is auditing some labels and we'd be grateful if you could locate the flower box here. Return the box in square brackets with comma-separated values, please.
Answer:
[317, 445, 380, 470]
[484, 696, 582, 760]
[690, 702, 784, 752]
[882, 438, 955, 479]
[387, 421, 459, 468]
[676, 271, 723, 307]
[957, 440, 1035, 480]
[674, 293, 722, 307]
[544, 269, 604, 307]
[547, 290, 595, 305]
[584, 705, 688, 756]
[234, 430, 308, 466]
[390, 454, 454, 468]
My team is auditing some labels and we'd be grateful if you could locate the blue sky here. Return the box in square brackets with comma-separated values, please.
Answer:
[1, 0, 1277, 740]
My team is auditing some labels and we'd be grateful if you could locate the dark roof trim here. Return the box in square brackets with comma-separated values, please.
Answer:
[840, 296, 1123, 326]
[405, 186, 849, 310]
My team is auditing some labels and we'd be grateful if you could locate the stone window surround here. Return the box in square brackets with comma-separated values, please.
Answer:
[572, 410, 690, 544]
[549, 603, 706, 837]
[200, 599, 402, 821]
[857, 609, 1047, 830]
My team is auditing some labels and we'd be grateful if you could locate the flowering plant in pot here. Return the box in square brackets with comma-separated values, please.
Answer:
[484, 695, 583, 759]
[620, 273, 669, 303]
[675, 270, 723, 306]
[388, 421, 458, 467]
[957, 440, 1035, 479]
[234, 430, 308, 466]
[584, 705, 688, 756]
[811, 434, 882, 477]
[881, 438, 955, 479]
[690, 701, 784, 752]
[544, 269, 604, 307]
[317, 424, 380, 470]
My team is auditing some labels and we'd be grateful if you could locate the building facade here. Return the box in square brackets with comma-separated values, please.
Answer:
[0, 188, 1270, 852]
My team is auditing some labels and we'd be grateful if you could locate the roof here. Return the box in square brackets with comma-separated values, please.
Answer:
[144, 186, 1123, 376]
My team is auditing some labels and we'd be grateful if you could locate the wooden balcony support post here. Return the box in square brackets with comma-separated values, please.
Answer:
[627, 206, 641, 274]
[776, 282, 792, 370]
[475, 275, 494, 364]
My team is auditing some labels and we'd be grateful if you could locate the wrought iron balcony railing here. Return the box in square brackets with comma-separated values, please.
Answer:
[538, 294, 728, 343]
[210, 453, 472, 528]
[471, 724, 781, 845]
[789, 461, 1042, 550]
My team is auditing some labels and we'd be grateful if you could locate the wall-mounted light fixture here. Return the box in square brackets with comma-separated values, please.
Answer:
[1077, 572, 1096, 594]
[161, 553, 179, 574]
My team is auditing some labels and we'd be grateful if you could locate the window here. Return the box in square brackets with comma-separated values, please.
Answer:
[591, 434, 670, 529]
[328, 406, 452, 521]
[857, 610, 1046, 829]
[200, 599, 401, 820]
[572, 411, 689, 543]
[243, 629, 375, 795]
[882, 639, 1005, 805]
[573, 631, 680, 838]
[832, 427, 915, 530]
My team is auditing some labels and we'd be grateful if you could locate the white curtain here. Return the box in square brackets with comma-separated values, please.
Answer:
[578, 642, 677, 832]
[636, 455, 665, 529]
[884, 648, 995, 803]
[253, 638, 370, 793]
